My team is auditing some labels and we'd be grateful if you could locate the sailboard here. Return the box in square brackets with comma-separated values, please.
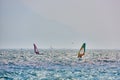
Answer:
[33, 43, 39, 54]
[78, 43, 86, 58]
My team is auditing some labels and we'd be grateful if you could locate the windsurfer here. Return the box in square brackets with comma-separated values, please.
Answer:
[77, 43, 86, 58]
[33, 43, 40, 54]
[78, 52, 85, 58]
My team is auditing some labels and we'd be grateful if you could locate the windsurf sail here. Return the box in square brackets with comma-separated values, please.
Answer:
[78, 43, 86, 58]
[33, 43, 39, 54]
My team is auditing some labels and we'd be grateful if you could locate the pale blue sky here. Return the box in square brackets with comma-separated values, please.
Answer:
[0, 0, 120, 49]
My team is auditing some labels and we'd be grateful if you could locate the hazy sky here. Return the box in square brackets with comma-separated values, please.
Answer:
[0, 0, 120, 49]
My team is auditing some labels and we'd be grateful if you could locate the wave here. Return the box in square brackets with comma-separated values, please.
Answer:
[0, 49, 120, 79]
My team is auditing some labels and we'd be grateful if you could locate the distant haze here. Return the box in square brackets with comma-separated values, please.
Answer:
[0, 0, 120, 49]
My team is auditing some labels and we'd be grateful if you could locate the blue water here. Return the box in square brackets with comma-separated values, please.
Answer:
[0, 49, 120, 80]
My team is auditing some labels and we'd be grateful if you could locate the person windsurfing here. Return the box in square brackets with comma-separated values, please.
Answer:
[78, 43, 86, 58]
[33, 43, 39, 54]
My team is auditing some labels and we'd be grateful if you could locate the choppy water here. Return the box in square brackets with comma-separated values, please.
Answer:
[0, 49, 120, 80]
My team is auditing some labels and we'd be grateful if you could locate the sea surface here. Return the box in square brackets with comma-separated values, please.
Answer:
[0, 49, 120, 80]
